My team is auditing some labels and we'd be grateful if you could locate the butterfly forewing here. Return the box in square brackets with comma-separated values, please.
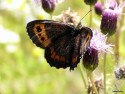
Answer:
[26, 20, 74, 49]
[80, 27, 93, 55]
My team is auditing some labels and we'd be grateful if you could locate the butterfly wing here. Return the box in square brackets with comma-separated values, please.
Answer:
[79, 27, 93, 54]
[26, 20, 74, 49]
[70, 27, 92, 70]
[45, 32, 82, 70]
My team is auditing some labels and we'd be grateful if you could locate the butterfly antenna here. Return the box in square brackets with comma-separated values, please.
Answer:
[77, 9, 93, 28]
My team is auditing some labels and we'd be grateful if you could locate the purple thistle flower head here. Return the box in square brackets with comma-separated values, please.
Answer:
[35, 0, 65, 13]
[100, 0, 125, 36]
[83, 48, 98, 71]
[90, 30, 113, 56]
[94, 2, 104, 15]
[41, 0, 55, 13]
[84, 0, 97, 5]
[83, 30, 113, 71]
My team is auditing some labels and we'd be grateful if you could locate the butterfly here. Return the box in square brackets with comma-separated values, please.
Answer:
[26, 20, 93, 70]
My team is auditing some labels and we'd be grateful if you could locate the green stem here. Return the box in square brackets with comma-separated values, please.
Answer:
[115, 29, 119, 66]
[115, 6, 125, 66]
[89, 73, 98, 94]
[50, 13, 53, 20]
[104, 52, 107, 94]
[78, 64, 87, 88]
[90, 6, 92, 27]
[114, 3, 125, 92]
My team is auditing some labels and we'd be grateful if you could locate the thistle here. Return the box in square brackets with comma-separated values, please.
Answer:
[83, 48, 98, 71]
[94, 2, 103, 15]
[100, 0, 125, 36]
[35, 0, 65, 14]
[83, 30, 113, 71]
[52, 8, 80, 27]
[41, 0, 55, 13]
[84, 0, 97, 5]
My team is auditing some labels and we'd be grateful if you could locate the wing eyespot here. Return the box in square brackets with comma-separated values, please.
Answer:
[36, 26, 42, 32]
[54, 55, 60, 62]
[60, 57, 65, 64]
[38, 34, 41, 36]
[41, 37, 45, 41]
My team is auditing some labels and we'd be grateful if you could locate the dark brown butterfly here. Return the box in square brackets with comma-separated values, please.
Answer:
[26, 20, 93, 70]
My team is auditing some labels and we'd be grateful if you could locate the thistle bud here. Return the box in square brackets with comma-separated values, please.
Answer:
[100, 1, 125, 36]
[94, 2, 103, 15]
[83, 48, 98, 71]
[84, 0, 97, 5]
[100, 9, 118, 36]
[41, 0, 55, 13]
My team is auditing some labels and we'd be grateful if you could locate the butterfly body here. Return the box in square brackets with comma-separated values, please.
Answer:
[26, 20, 93, 70]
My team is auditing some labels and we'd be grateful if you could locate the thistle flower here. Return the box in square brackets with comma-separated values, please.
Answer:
[83, 48, 98, 71]
[41, 0, 55, 13]
[52, 8, 80, 27]
[83, 30, 113, 71]
[100, 0, 125, 36]
[94, 2, 103, 15]
[108, 0, 116, 10]
[84, 0, 97, 5]
[115, 64, 125, 79]
[35, 0, 65, 14]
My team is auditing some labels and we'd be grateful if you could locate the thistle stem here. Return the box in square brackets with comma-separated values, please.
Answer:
[115, 7, 125, 66]
[78, 64, 87, 88]
[90, 6, 92, 27]
[50, 13, 53, 20]
[104, 52, 107, 94]
[115, 30, 119, 66]
[89, 73, 98, 94]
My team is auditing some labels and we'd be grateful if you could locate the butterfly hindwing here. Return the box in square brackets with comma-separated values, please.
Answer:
[26, 20, 74, 49]
[45, 31, 85, 70]
[45, 33, 71, 69]
[80, 27, 93, 54]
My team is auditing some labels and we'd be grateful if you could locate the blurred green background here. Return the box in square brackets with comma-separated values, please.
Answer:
[0, 0, 125, 94]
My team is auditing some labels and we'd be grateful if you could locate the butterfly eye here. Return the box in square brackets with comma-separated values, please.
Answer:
[41, 37, 45, 41]
[36, 26, 42, 32]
